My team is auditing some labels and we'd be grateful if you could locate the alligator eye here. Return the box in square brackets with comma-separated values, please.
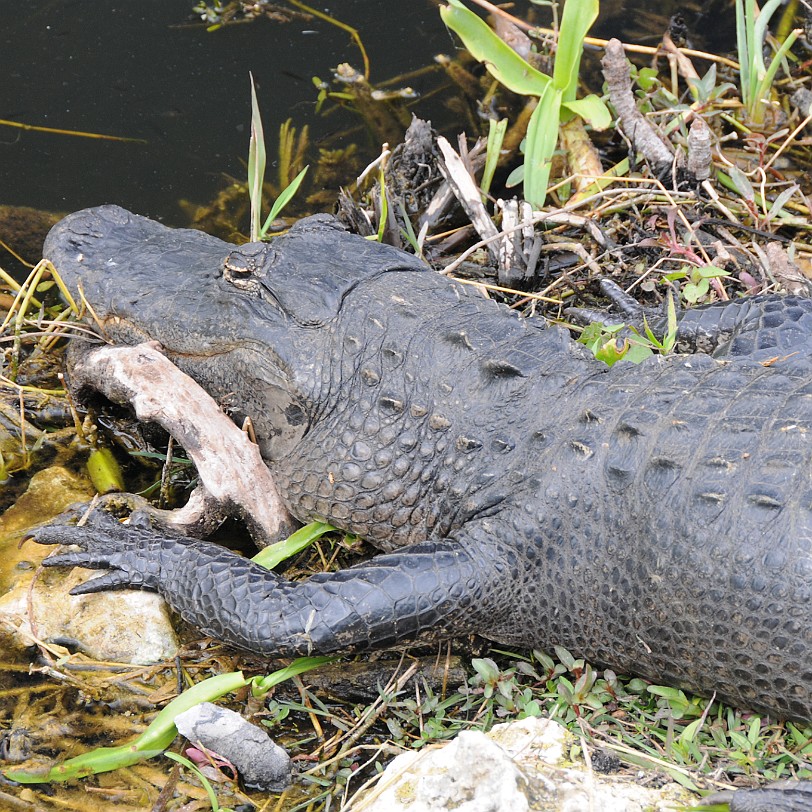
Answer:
[223, 254, 261, 293]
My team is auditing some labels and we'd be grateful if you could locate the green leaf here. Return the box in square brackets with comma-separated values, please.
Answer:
[678, 717, 704, 745]
[552, 0, 598, 103]
[622, 341, 654, 364]
[251, 521, 335, 570]
[576, 321, 606, 351]
[729, 730, 752, 750]
[247, 73, 266, 243]
[766, 184, 800, 223]
[376, 166, 389, 243]
[86, 447, 124, 494]
[259, 164, 310, 238]
[553, 646, 576, 670]
[694, 264, 729, 280]
[439, 0, 551, 97]
[250, 655, 335, 695]
[648, 685, 686, 700]
[663, 293, 678, 354]
[688, 64, 717, 102]
[472, 657, 500, 683]
[636, 67, 660, 92]
[682, 281, 707, 303]
[747, 715, 763, 745]
[505, 164, 524, 188]
[561, 95, 612, 131]
[523, 86, 562, 207]
[728, 165, 754, 202]
[482, 117, 508, 199]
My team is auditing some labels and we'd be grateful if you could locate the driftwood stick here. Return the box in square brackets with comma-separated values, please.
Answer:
[686, 117, 712, 182]
[70, 342, 298, 547]
[436, 135, 501, 263]
[602, 38, 674, 175]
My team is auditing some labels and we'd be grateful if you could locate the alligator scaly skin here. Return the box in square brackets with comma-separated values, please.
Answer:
[36, 206, 812, 722]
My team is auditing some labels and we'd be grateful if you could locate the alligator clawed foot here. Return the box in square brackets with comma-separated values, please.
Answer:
[566, 279, 675, 338]
[30, 510, 180, 595]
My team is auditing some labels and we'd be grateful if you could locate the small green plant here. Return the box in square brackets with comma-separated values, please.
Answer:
[579, 321, 657, 366]
[663, 264, 730, 304]
[687, 64, 737, 106]
[247, 74, 309, 241]
[578, 293, 678, 367]
[735, 0, 801, 125]
[440, 0, 610, 207]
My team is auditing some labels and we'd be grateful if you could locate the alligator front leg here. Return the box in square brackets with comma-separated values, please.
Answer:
[569, 279, 812, 358]
[32, 515, 487, 656]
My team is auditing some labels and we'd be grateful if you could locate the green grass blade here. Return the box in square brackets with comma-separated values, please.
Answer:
[753, 28, 800, 121]
[397, 201, 422, 254]
[251, 521, 335, 570]
[753, 0, 785, 77]
[481, 118, 508, 200]
[552, 0, 598, 103]
[734, 0, 749, 108]
[376, 166, 389, 242]
[250, 656, 336, 695]
[165, 752, 223, 812]
[259, 164, 310, 238]
[439, 0, 551, 97]
[523, 86, 562, 208]
[4, 671, 248, 783]
[248, 74, 266, 243]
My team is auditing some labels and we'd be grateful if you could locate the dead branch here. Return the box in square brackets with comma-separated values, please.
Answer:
[601, 38, 674, 176]
[69, 342, 297, 547]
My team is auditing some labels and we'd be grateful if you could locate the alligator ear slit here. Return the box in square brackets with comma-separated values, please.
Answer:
[481, 358, 527, 379]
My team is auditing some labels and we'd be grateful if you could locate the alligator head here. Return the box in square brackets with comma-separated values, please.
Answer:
[43, 205, 428, 461]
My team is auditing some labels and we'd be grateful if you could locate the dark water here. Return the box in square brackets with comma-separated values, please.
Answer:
[0, 0, 452, 225]
[0, 0, 735, 229]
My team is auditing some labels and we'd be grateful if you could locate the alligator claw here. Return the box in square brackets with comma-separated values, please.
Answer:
[596, 279, 648, 320]
[69, 570, 149, 595]
[31, 514, 176, 594]
[567, 279, 673, 337]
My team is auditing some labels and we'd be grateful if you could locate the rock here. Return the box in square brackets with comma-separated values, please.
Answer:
[351, 716, 694, 812]
[0, 466, 178, 663]
[174, 702, 291, 791]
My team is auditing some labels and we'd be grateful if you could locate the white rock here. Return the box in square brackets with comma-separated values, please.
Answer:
[0, 566, 178, 663]
[0, 467, 178, 664]
[175, 702, 291, 791]
[350, 716, 693, 812]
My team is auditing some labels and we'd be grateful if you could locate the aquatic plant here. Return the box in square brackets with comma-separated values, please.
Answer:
[735, 0, 801, 125]
[440, 0, 610, 207]
[247, 75, 309, 241]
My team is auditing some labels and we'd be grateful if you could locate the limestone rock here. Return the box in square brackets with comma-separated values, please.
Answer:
[175, 702, 291, 791]
[351, 716, 693, 812]
[0, 466, 178, 664]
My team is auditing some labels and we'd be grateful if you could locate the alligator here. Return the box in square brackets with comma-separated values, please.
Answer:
[34, 205, 812, 731]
